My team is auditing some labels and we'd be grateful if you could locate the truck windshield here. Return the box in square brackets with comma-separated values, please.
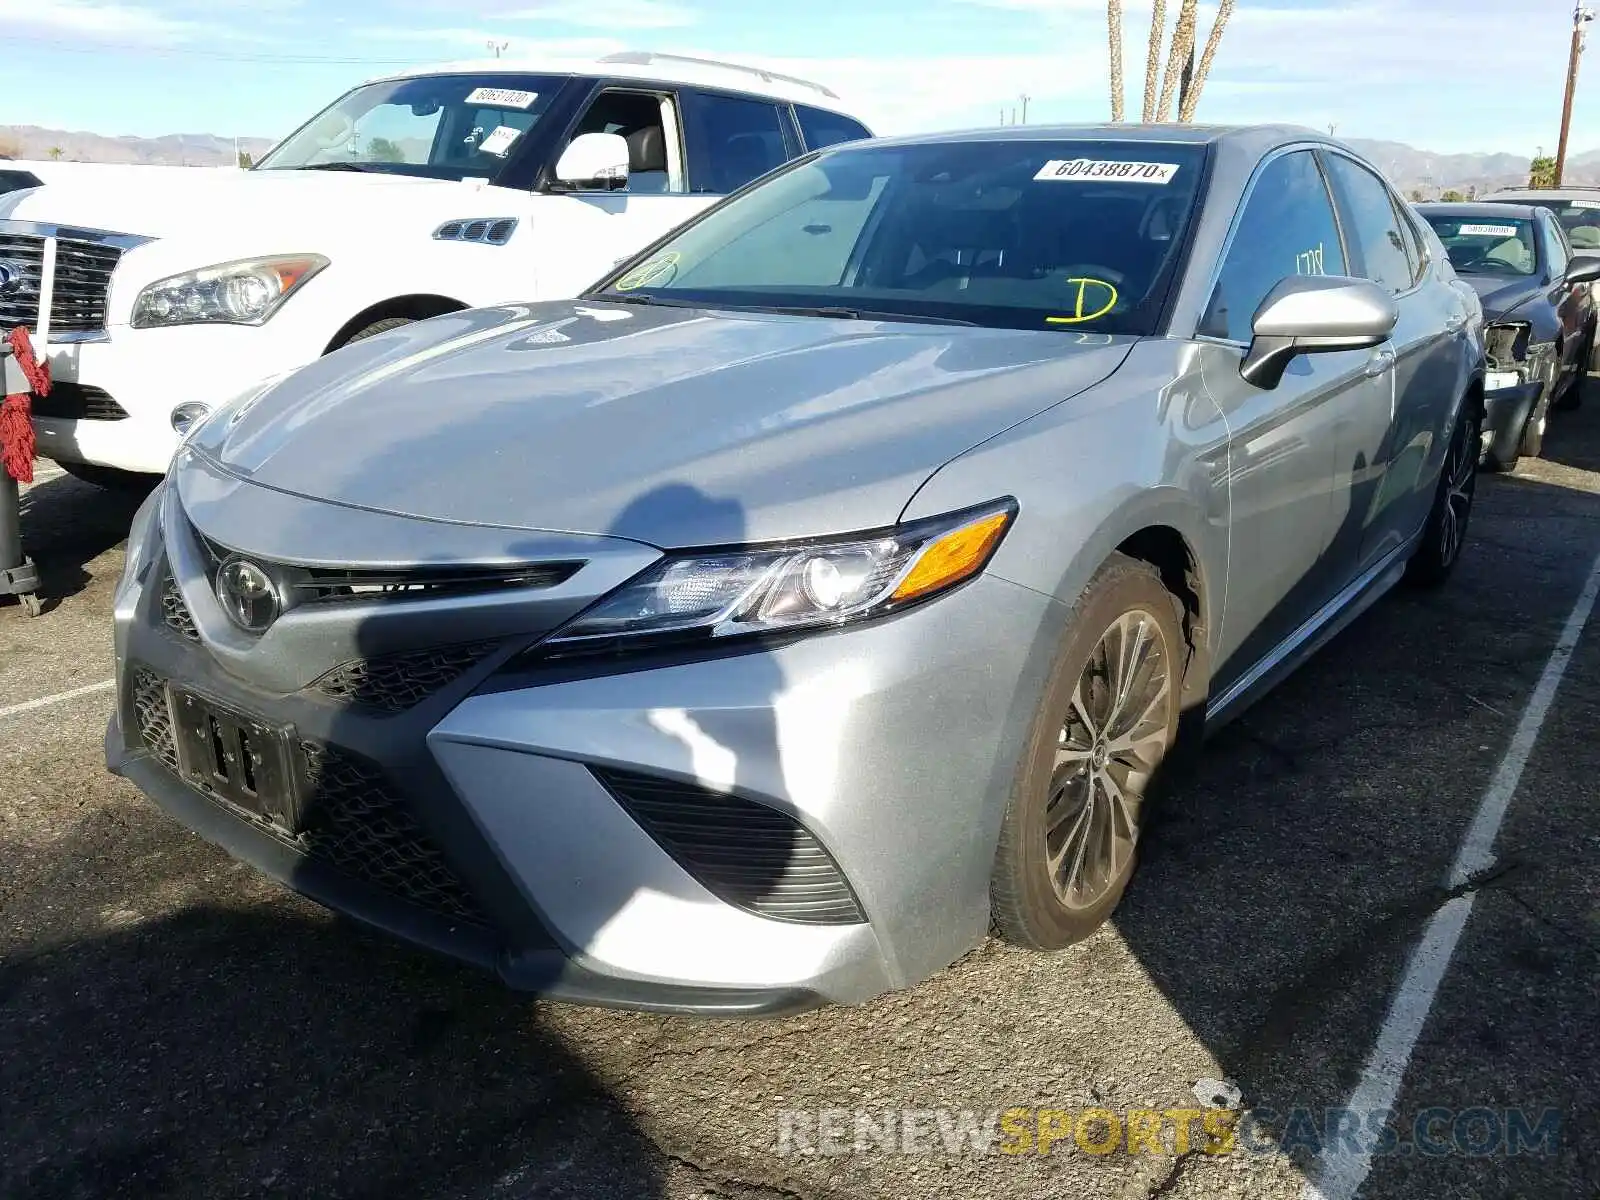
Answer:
[256, 73, 565, 180]
[589, 138, 1208, 335]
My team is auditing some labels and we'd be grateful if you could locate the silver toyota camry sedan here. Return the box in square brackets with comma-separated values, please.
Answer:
[108, 124, 1484, 1015]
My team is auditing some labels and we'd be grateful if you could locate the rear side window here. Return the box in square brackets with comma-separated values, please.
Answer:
[1201, 150, 1347, 344]
[683, 91, 792, 195]
[1322, 154, 1415, 294]
[795, 106, 872, 151]
[1541, 215, 1570, 275]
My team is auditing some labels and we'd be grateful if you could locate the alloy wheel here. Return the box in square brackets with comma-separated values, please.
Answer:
[1439, 409, 1479, 568]
[1044, 609, 1174, 910]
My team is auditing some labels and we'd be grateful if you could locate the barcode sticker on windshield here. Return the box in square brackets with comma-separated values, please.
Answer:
[1035, 159, 1179, 184]
[1457, 223, 1519, 237]
[1573, 200, 1600, 209]
[465, 87, 539, 109]
[478, 125, 522, 157]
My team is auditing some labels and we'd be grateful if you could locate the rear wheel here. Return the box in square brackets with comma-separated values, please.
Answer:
[1406, 399, 1480, 587]
[990, 555, 1184, 949]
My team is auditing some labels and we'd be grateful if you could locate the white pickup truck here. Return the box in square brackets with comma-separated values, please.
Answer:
[0, 51, 871, 485]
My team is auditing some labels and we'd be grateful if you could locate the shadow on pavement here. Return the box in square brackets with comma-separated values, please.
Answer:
[9, 472, 155, 611]
[0, 809, 667, 1200]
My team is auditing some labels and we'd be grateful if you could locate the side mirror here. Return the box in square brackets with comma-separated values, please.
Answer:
[553, 132, 630, 191]
[1565, 253, 1600, 285]
[1240, 275, 1398, 389]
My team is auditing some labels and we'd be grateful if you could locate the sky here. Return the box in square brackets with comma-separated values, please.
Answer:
[4, 0, 1599, 157]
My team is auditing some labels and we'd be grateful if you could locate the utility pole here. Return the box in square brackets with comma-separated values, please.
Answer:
[486, 39, 508, 58]
[1555, 2, 1594, 186]
[1019, 93, 1031, 124]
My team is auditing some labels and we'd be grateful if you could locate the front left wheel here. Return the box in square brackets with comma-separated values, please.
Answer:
[990, 554, 1184, 949]
[1406, 398, 1480, 588]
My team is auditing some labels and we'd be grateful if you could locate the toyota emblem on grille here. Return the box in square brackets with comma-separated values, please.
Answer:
[0, 260, 27, 299]
[216, 556, 281, 632]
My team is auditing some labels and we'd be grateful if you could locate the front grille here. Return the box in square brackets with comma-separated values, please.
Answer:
[298, 743, 489, 925]
[0, 231, 123, 336]
[129, 664, 490, 927]
[160, 571, 200, 642]
[310, 641, 501, 713]
[131, 667, 180, 773]
[593, 767, 866, 926]
[29, 382, 129, 421]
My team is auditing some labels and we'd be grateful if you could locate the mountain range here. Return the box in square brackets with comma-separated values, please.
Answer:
[6, 122, 1600, 194]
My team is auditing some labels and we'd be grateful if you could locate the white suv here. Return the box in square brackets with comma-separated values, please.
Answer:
[0, 51, 871, 484]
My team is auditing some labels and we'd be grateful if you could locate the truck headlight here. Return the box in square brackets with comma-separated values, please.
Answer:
[131, 254, 329, 329]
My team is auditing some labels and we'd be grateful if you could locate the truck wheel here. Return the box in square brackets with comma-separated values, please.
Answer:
[336, 317, 414, 348]
[58, 462, 157, 493]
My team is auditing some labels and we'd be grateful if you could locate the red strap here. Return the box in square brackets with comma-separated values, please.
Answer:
[7, 326, 50, 396]
[2, 327, 47, 483]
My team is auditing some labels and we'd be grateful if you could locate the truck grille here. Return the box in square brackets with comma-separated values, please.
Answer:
[0, 229, 126, 337]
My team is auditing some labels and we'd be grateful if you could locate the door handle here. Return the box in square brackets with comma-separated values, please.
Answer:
[1363, 349, 1396, 378]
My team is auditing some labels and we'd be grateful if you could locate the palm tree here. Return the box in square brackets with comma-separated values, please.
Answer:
[1108, 0, 1126, 121]
[1178, 0, 1236, 121]
[1155, 0, 1199, 122]
[48, 146, 64, 161]
[1142, 0, 1168, 121]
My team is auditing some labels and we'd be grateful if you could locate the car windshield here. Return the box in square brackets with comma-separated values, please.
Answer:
[1423, 214, 1540, 276]
[255, 73, 565, 180]
[590, 138, 1209, 334]
[1508, 198, 1600, 250]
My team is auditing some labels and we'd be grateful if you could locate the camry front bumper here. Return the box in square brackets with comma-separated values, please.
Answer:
[1482, 379, 1542, 465]
[107, 467, 1064, 1013]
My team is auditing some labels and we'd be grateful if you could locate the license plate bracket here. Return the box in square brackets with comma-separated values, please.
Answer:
[167, 685, 303, 834]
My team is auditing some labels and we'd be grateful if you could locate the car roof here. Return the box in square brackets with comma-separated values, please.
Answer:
[848, 121, 1330, 155]
[1415, 201, 1545, 220]
[362, 50, 849, 109]
[1487, 186, 1600, 201]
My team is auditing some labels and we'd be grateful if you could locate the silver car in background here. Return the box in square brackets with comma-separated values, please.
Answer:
[108, 124, 1484, 1014]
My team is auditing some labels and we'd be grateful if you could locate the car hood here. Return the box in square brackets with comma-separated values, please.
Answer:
[0, 164, 491, 241]
[1458, 273, 1543, 321]
[193, 300, 1137, 547]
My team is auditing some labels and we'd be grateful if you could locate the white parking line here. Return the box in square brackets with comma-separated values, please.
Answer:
[0, 679, 116, 721]
[1301, 546, 1600, 1200]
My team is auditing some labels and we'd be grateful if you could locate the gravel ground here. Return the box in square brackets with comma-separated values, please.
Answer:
[3, 393, 1598, 1200]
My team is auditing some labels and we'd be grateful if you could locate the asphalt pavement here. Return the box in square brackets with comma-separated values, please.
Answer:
[3, 392, 1598, 1200]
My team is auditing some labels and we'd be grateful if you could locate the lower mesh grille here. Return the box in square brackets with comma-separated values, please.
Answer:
[160, 572, 200, 643]
[593, 767, 865, 926]
[131, 667, 180, 773]
[298, 743, 490, 925]
[128, 665, 489, 928]
[310, 642, 501, 713]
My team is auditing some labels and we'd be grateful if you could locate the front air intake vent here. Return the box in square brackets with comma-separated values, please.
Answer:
[309, 641, 502, 713]
[433, 217, 519, 246]
[591, 767, 866, 926]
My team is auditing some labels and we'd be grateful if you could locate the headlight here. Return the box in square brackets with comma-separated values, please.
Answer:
[539, 499, 1017, 656]
[132, 254, 329, 329]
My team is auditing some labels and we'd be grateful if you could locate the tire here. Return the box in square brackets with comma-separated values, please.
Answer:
[57, 461, 158, 492]
[336, 316, 414, 348]
[1405, 398, 1481, 588]
[1518, 408, 1546, 462]
[990, 553, 1185, 949]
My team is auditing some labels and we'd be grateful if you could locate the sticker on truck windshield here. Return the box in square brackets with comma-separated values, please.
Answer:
[1035, 159, 1179, 184]
[465, 86, 540, 109]
[1456, 223, 1519, 237]
[477, 125, 522, 157]
[1572, 200, 1600, 209]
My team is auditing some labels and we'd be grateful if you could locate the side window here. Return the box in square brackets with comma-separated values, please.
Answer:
[564, 89, 682, 194]
[795, 105, 872, 151]
[1542, 215, 1570, 276]
[1200, 151, 1347, 344]
[1393, 207, 1424, 286]
[683, 91, 792, 195]
[1322, 155, 1414, 294]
